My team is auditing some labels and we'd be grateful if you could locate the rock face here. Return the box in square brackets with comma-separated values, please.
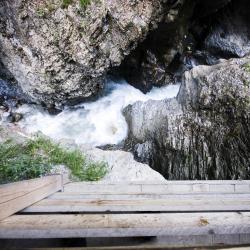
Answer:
[118, 0, 250, 92]
[115, 0, 194, 93]
[0, 0, 177, 105]
[124, 57, 250, 180]
[1, 0, 248, 104]
[196, 0, 250, 60]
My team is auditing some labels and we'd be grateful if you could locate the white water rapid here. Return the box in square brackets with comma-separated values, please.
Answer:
[16, 79, 180, 146]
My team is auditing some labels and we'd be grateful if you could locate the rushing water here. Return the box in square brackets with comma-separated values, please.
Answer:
[16, 79, 180, 146]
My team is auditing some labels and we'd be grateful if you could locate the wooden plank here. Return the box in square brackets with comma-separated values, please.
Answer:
[66, 181, 250, 184]
[9, 246, 250, 250]
[0, 175, 62, 221]
[47, 192, 250, 200]
[0, 212, 250, 238]
[0, 176, 61, 204]
[22, 194, 250, 212]
[63, 182, 250, 194]
[64, 183, 142, 194]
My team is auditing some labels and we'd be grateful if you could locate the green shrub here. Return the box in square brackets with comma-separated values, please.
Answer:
[0, 137, 108, 184]
[36, 8, 46, 17]
[243, 62, 250, 73]
[0, 141, 51, 184]
[77, 161, 108, 181]
[79, 0, 91, 8]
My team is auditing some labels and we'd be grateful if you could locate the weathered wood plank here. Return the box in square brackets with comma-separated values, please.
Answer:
[0, 176, 60, 204]
[0, 175, 62, 221]
[66, 181, 250, 184]
[9, 245, 250, 250]
[64, 183, 142, 194]
[63, 182, 250, 194]
[0, 212, 250, 238]
[47, 192, 250, 200]
[22, 194, 250, 212]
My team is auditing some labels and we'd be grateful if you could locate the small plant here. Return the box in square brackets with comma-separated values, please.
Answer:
[78, 161, 108, 181]
[0, 137, 108, 184]
[61, 0, 91, 9]
[243, 62, 250, 73]
[0, 140, 51, 184]
[79, 0, 91, 8]
[36, 8, 46, 17]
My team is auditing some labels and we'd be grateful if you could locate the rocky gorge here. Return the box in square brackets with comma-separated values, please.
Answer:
[0, 0, 249, 181]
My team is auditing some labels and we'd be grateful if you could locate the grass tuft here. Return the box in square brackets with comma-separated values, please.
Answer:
[79, 0, 91, 8]
[0, 137, 108, 184]
[61, 0, 91, 8]
[243, 62, 250, 73]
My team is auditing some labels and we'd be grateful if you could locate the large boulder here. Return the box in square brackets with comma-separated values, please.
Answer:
[124, 57, 250, 180]
[0, 0, 173, 105]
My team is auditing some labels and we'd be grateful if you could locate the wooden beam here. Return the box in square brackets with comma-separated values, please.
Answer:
[21, 193, 250, 213]
[0, 212, 250, 238]
[48, 192, 250, 200]
[63, 182, 250, 194]
[0, 175, 63, 221]
[8, 246, 250, 250]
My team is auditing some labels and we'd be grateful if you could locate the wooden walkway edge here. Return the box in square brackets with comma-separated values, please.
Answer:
[0, 175, 63, 221]
[0, 212, 250, 238]
[0, 179, 250, 248]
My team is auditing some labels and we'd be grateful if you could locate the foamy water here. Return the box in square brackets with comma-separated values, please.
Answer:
[17, 80, 180, 146]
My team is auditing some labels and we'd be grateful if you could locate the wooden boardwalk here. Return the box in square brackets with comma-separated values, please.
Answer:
[0, 176, 250, 248]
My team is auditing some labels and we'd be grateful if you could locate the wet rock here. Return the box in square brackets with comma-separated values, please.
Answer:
[203, 0, 250, 59]
[0, 0, 174, 105]
[117, 0, 195, 92]
[46, 104, 62, 115]
[117, 0, 236, 92]
[8, 112, 23, 123]
[124, 57, 250, 180]
[134, 141, 154, 166]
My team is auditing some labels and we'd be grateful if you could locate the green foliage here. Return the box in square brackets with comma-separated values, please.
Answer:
[0, 137, 108, 184]
[36, 8, 46, 17]
[243, 62, 250, 73]
[0, 140, 51, 184]
[79, 0, 91, 8]
[76, 161, 108, 181]
[61, 0, 91, 8]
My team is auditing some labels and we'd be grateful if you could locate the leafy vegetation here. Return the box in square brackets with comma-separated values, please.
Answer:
[0, 137, 108, 184]
[36, 0, 91, 14]
[62, 0, 91, 8]
[0, 140, 51, 184]
[243, 62, 250, 73]
[79, 0, 91, 8]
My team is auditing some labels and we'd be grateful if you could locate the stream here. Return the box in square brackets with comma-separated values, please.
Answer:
[15, 79, 180, 146]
